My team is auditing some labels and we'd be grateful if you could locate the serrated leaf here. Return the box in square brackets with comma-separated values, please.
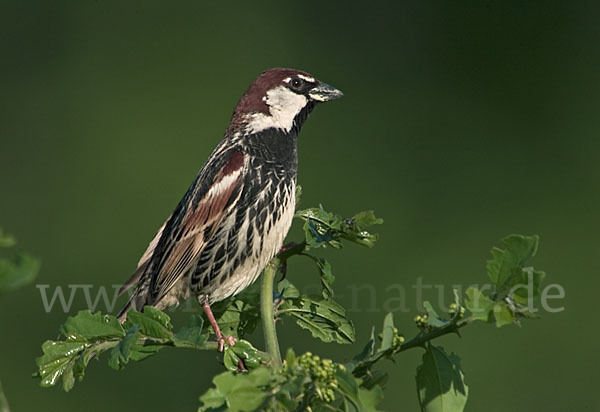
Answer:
[210, 284, 260, 339]
[296, 207, 382, 249]
[36, 341, 91, 390]
[464, 288, 494, 322]
[0, 253, 40, 294]
[303, 217, 340, 249]
[281, 295, 355, 344]
[201, 368, 272, 412]
[352, 211, 384, 228]
[358, 385, 384, 412]
[486, 235, 539, 295]
[198, 387, 227, 411]
[127, 344, 164, 361]
[61, 310, 125, 340]
[108, 325, 140, 370]
[510, 267, 546, 304]
[416, 345, 468, 412]
[173, 314, 208, 348]
[303, 254, 335, 299]
[493, 303, 515, 327]
[341, 211, 383, 248]
[123, 307, 172, 339]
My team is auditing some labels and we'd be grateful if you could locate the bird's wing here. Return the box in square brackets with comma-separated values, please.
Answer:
[147, 149, 246, 304]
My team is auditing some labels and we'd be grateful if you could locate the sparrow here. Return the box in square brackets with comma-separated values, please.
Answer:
[117, 68, 343, 350]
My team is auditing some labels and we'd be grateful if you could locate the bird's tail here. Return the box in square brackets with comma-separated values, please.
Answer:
[116, 297, 134, 324]
[116, 287, 148, 323]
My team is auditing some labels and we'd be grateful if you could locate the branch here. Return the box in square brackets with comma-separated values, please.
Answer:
[398, 317, 470, 353]
[261, 257, 282, 366]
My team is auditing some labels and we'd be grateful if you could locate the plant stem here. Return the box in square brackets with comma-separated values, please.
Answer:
[397, 317, 470, 352]
[261, 257, 282, 366]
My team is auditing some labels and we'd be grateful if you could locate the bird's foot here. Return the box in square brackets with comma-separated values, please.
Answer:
[217, 334, 237, 352]
[216, 335, 247, 371]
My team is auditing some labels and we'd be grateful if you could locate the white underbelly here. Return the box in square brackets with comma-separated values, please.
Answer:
[208, 184, 296, 302]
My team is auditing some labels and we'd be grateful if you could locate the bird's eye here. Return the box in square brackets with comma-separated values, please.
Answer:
[290, 78, 302, 88]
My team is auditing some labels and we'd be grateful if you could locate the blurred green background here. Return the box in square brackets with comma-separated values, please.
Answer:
[1, 1, 598, 411]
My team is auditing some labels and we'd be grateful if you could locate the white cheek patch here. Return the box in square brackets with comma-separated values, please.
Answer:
[246, 86, 307, 133]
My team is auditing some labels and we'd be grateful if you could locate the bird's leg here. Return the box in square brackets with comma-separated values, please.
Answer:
[276, 242, 296, 281]
[202, 300, 236, 352]
[277, 242, 297, 255]
[278, 260, 288, 282]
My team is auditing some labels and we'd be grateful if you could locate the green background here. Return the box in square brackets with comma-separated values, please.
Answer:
[1, 1, 597, 411]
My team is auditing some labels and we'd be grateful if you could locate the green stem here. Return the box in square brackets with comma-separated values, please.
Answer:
[353, 317, 473, 377]
[261, 257, 282, 366]
[397, 317, 470, 352]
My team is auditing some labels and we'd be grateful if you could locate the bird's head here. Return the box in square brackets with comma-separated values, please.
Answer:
[229, 68, 343, 135]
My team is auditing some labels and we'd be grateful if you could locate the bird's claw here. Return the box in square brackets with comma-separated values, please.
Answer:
[217, 335, 238, 352]
[216, 335, 246, 371]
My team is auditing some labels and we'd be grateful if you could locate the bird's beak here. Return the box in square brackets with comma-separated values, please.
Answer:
[308, 82, 344, 102]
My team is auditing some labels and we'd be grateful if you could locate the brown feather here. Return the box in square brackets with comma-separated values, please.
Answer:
[150, 152, 246, 303]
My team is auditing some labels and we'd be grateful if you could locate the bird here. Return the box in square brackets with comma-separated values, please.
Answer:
[117, 68, 343, 350]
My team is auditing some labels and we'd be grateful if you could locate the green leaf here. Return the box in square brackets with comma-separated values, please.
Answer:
[303, 254, 335, 299]
[108, 325, 140, 370]
[486, 234, 539, 295]
[493, 303, 515, 327]
[229, 340, 266, 370]
[416, 345, 468, 412]
[61, 310, 125, 340]
[36, 340, 92, 391]
[423, 302, 448, 328]
[173, 315, 208, 348]
[352, 211, 384, 228]
[358, 385, 384, 412]
[336, 366, 360, 401]
[123, 307, 172, 339]
[360, 370, 388, 391]
[223, 346, 242, 372]
[296, 207, 382, 249]
[281, 294, 355, 344]
[198, 387, 227, 411]
[341, 210, 383, 248]
[210, 284, 260, 339]
[200, 368, 273, 412]
[35, 308, 207, 391]
[379, 313, 395, 352]
[126, 343, 164, 362]
[0, 253, 40, 294]
[353, 327, 376, 364]
[464, 288, 494, 322]
[301, 208, 341, 248]
[511, 267, 546, 304]
[222, 338, 266, 372]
